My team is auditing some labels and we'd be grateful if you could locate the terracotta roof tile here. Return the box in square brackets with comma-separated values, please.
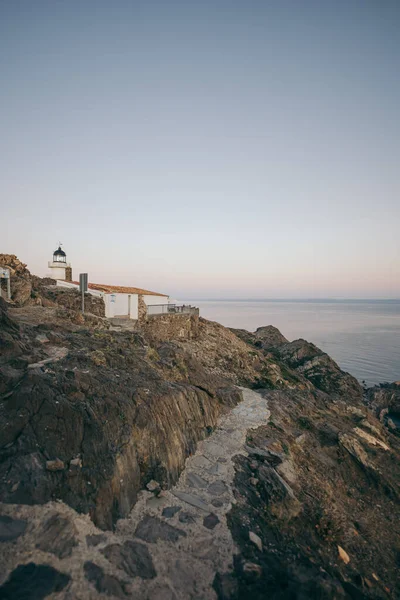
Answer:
[70, 281, 168, 296]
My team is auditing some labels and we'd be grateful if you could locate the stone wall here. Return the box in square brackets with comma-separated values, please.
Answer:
[138, 294, 147, 323]
[141, 313, 200, 342]
[65, 266, 72, 282]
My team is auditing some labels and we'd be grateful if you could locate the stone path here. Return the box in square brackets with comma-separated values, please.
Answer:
[115, 387, 270, 600]
[0, 388, 270, 600]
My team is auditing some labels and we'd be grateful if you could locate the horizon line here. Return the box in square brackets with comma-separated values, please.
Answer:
[177, 298, 400, 302]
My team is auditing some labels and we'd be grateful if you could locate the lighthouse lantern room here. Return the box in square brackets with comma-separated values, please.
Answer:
[48, 245, 72, 281]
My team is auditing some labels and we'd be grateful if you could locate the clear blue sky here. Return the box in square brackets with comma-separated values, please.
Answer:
[1, 0, 399, 298]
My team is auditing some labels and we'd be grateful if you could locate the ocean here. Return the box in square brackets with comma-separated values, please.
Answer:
[184, 300, 400, 387]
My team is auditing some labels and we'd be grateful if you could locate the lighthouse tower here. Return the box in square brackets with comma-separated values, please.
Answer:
[48, 245, 72, 281]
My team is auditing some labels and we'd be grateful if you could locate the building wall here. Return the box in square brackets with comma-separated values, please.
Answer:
[143, 294, 169, 307]
[49, 265, 67, 280]
[129, 294, 139, 319]
[56, 281, 151, 320]
[113, 294, 129, 316]
[103, 293, 138, 319]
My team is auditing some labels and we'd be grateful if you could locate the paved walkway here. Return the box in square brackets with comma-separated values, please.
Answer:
[0, 388, 270, 600]
[116, 387, 270, 600]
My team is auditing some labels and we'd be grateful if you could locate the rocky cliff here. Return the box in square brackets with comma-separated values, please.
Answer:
[365, 382, 400, 435]
[0, 254, 105, 316]
[232, 325, 363, 400]
[0, 298, 242, 529]
[0, 264, 399, 600]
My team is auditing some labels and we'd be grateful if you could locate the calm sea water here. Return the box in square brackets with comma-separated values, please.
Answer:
[183, 300, 400, 387]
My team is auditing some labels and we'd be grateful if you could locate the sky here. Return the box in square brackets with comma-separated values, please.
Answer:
[1, 0, 399, 299]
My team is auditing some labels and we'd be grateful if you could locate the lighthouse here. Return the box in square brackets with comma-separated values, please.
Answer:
[48, 245, 72, 281]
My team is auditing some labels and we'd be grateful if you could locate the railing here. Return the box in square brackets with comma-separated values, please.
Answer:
[48, 261, 71, 268]
[146, 304, 199, 316]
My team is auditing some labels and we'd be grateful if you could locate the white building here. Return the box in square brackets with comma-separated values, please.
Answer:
[48, 246, 169, 319]
[57, 280, 169, 319]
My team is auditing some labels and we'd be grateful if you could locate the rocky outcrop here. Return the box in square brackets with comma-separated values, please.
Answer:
[137, 294, 147, 322]
[40, 286, 106, 316]
[232, 325, 289, 350]
[365, 382, 400, 433]
[172, 317, 310, 390]
[0, 254, 33, 305]
[233, 325, 362, 400]
[227, 389, 400, 599]
[274, 339, 363, 400]
[254, 325, 289, 348]
[0, 254, 105, 317]
[0, 299, 240, 529]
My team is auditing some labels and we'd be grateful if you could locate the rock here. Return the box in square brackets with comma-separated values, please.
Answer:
[101, 541, 156, 579]
[0, 515, 27, 542]
[244, 445, 283, 465]
[254, 325, 289, 348]
[70, 457, 82, 468]
[339, 433, 376, 472]
[353, 427, 390, 451]
[135, 515, 186, 543]
[204, 441, 226, 458]
[191, 455, 212, 468]
[11, 276, 32, 306]
[346, 406, 365, 419]
[365, 382, 400, 419]
[208, 462, 225, 475]
[36, 514, 78, 559]
[295, 433, 307, 445]
[0, 563, 70, 600]
[242, 562, 263, 578]
[379, 408, 389, 422]
[186, 472, 208, 488]
[276, 459, 297, 484]
[273, 338, 363, 399]
[146, 479, 161, 493]
[178, 511, 197, 524]
[172, 491, 210, 511]
[249, 477, 259, 486]
[86, 533, 107, 547]
[146, 494, 168, 510]
[84, 561, 127, 598]
[168, 558, 198, 594]
[147, 585, 177, 600]
[249, 531, 263, 551]
[213, 572, 238, 600]
[90, 349, 107, 366]
[203, 513, 220, 530]
[211, 498, 224, 508]
[46, 458, 65, 471]
[162, 506, 181, 518]
[35, 333, 49, 344]
[338, 545, 350, 564]
[208, 480, 228, 496]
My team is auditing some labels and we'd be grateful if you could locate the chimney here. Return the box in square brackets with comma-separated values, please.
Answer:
[65, 266, 72, 282]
